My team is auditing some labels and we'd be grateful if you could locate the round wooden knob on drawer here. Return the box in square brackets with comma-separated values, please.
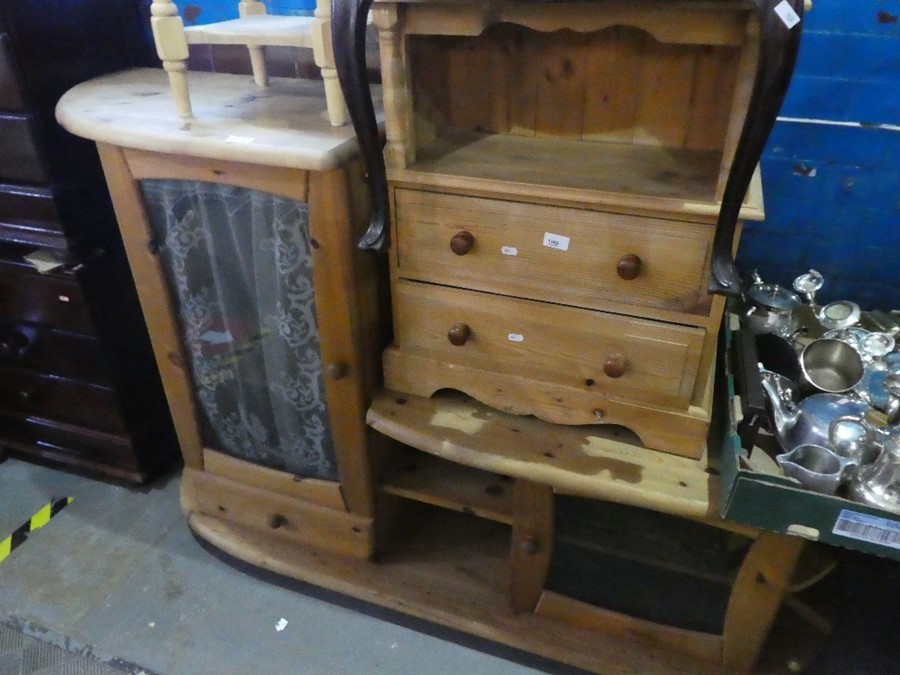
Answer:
[19, 387, 42, 405]
[0, 331, 29, 357]
[449, 231, 475, 256]
[616, 254, 642, 280]
[603, 353, 627, 379]
[268, 514, 288, 529]
[447, 323, 471, 346]
[326, 362, 349, 380]
[521, 536, 542, 556]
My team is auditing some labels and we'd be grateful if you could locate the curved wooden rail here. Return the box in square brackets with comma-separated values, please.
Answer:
[332, 0, 389, 251]
[709, 0, 805, 296]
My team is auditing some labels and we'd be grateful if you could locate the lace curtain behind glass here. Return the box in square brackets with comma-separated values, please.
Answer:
[140, 180, 338, 480]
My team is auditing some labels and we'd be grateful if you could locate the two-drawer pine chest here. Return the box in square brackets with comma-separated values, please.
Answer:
[352, 0, 770, 458]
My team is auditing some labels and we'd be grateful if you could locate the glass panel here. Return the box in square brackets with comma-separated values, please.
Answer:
[140, 179, 338, 480]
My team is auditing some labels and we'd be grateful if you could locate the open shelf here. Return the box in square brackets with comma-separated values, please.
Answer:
[367, 388, 741, 525]
[388, 19, 764, 214]
[407, 132, 722, 204]
[381, 447, 515, 524]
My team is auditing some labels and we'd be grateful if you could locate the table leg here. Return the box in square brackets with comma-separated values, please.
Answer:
[510, 480, 554, 613]
[722, 531, 805, 670]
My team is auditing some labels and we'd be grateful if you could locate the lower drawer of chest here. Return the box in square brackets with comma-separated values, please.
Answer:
[390, 280, 705, 409]
[0, 364, 126, 435]
[0, 321, 111, 383]
[0, 412, 140, 478]
[0, 264, 94, 334]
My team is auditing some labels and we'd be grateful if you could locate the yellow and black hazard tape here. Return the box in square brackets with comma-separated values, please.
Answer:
[0, 497, 72, 563]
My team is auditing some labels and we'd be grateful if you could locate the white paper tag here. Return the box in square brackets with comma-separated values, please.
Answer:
[507, 333, 525, 343]
[24, 249, 66, 274]
[500, 246, 518, 256]
[542, 232, 570, 251]
[225, 135, 255, 144]
[774, 0, 801, 29]
[832, 510, 900, 550]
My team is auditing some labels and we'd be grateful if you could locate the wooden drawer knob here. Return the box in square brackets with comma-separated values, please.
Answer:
[326, 362, 349, 380]
[447, 323, 471, 346]
[450, 231, 475, 256]
[19, 386, 43, 405]
[0, 330, 29, 357]
[603, 353, 627, 378]
[616, 254, 642, 280]
[521, 536, 542, 556]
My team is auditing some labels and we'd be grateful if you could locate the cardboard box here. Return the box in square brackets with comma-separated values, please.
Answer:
[719, 317, 900, 561]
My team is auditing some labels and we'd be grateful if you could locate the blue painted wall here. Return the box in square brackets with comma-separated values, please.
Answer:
[737, 0, 899, 311]
[179, 0, 314, 25]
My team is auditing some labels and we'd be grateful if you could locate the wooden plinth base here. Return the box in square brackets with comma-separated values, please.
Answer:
[187, 507, 738, 675]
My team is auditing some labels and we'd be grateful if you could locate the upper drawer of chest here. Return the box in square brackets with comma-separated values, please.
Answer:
[393, 189, 714, 317]
[0, 263, 94, 335]
[0, 183, 60, 229]
[0, 113, 47, 184]
[0, 34, 26, 111]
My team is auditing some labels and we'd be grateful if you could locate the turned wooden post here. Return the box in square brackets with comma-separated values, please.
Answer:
[239, 0, 269, 86]
[313, 0, 348, 126]
[150, 0, 192, 117]
[372, 6, 413, 168]
[238, 0, 266, 15]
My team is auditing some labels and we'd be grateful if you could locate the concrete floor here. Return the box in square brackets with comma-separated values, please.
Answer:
[0, 457, 571, 675]
[3, 455, 900, 675]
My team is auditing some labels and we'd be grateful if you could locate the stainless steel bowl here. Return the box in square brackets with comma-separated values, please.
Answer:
[800, 338, 865, 393]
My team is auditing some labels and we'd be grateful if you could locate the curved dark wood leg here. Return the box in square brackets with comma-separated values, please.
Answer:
[709, 0, 805, 296]
[332, 0, 390, 251]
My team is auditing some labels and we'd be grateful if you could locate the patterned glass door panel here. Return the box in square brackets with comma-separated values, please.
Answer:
[140, 180, 338, 480]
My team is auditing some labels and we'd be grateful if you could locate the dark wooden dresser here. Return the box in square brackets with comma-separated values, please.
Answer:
[0, 0, 178, 483]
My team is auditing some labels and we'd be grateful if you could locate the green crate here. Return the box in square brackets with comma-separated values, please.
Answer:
[720, 317, 900, 561]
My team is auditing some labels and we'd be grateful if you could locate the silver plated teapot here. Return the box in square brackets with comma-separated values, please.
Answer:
[741, 272, 802, 338]
[760, 369, 871, 451]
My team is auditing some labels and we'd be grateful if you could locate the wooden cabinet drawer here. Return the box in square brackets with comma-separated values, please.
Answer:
[0, 363, 126, 435]
[0, 183, 60, 228]
[394, 189, 714, 317]
[0, 411, 139, 476]
[391, 279, 704, 408]
[0, 264, 94, 334]
[0, 34, 26, 111]
[0, 320, 110, 383]
[0, 113, 47, 183]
